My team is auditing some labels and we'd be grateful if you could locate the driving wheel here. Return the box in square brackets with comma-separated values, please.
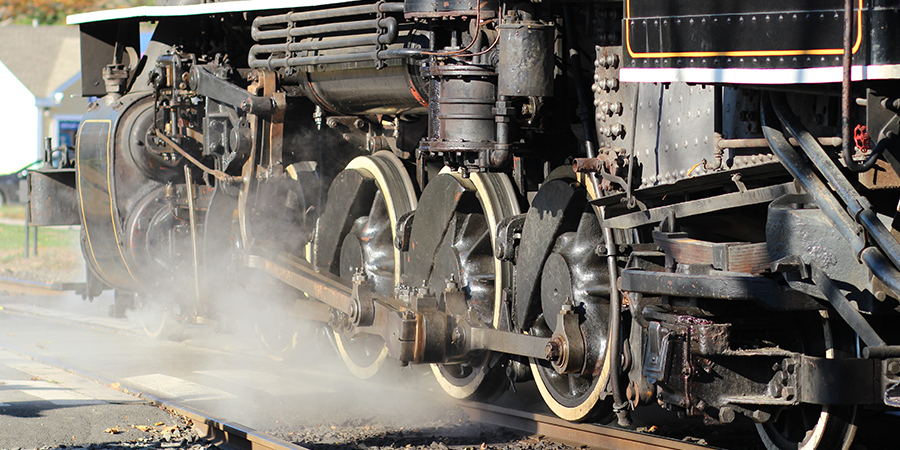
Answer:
[406, 171, 520, 399]
[522, 177, 614, 421]
[315, 151, 417, 378]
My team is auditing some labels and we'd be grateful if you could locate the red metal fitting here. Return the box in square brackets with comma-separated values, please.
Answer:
[854, 124, 871, 153]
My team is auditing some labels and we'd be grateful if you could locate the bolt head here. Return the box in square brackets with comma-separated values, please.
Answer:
[719, 406, 736, 424]
[750, 410, 770, 423]
[781, 386, 795, 401]
[887, 360, 900, 376]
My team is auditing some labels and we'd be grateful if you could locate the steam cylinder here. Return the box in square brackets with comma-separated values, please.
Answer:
[292, 61, 429, 116]
[76, 93, 190, 292]
[280, 30, 431, 116]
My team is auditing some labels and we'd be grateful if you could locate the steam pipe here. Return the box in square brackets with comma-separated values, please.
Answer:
[252, 2, 405, 29]
[602, 221, 630, 427]
[716, 136, 842, 150]
[840, 0, 865, 172]
[249, 5, 414, 69]
[838, 0, 893, 174]
[769, 92, 900, 272]
[771, 92, 860, 202]
[860, 247, 900, 300]
[250, 47, 427, 69]
[762, 95, 865, 254]
[251, 26, 398, 55]
[252, 17, 397, 41]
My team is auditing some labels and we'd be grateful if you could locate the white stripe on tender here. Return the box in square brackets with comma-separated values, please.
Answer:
[619, 64, 900, 85]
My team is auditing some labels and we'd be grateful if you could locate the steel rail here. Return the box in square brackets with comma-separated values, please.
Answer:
[0, 276, 86, 291]
[455, 400, 717, 450]
[0, 342, 308, 450]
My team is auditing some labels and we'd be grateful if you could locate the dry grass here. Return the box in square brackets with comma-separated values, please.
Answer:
[0, 204, 25, 220]
[0, 247, 85, 284]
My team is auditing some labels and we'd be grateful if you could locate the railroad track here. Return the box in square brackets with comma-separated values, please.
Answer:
[0, 293, 716, 450]
[457, 401, 715, 450]
[165, 396, 716, 450]
[1, 342, 713, 450]
[0, 276, 80, 296]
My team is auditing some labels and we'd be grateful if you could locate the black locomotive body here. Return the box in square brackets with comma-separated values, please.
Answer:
[56, 0, 900, 448]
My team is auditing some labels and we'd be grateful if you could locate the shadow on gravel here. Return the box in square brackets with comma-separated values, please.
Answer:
[0, 399, 104, 418]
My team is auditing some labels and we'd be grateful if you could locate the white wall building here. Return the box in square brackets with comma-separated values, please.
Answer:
[0, 25, 87, 175]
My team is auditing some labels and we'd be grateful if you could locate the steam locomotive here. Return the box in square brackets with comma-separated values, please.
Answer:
[32, 0, 900, 448]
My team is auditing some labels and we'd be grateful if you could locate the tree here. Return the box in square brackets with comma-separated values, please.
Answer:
[0, 0, 154, 26]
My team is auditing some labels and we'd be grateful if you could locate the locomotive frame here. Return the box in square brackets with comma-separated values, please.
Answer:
[31, 0, 900, 448]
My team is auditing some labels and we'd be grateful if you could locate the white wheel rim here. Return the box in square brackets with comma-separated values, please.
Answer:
[525, 175, 611, 421]
[529, 330, 611, 421]
[334, 332, 390, 379]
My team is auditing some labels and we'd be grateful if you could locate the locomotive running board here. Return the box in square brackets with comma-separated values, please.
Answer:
[601, 182, 797, 230]
[246, 252, 554, 364]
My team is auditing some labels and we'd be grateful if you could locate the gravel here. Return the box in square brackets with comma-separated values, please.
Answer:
[260, 377, 582, 450]
[269, 418, 579, 450]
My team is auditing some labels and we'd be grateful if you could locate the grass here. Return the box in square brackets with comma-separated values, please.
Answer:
[0, 204, 25, 220]
[0, 224, 80, 251]
[0, 205, 84, 283]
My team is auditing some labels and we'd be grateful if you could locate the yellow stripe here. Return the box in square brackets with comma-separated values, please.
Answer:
[76, 120, 110, 282]
[625, 0, 864, 59]
[105, 123, 137, 283]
